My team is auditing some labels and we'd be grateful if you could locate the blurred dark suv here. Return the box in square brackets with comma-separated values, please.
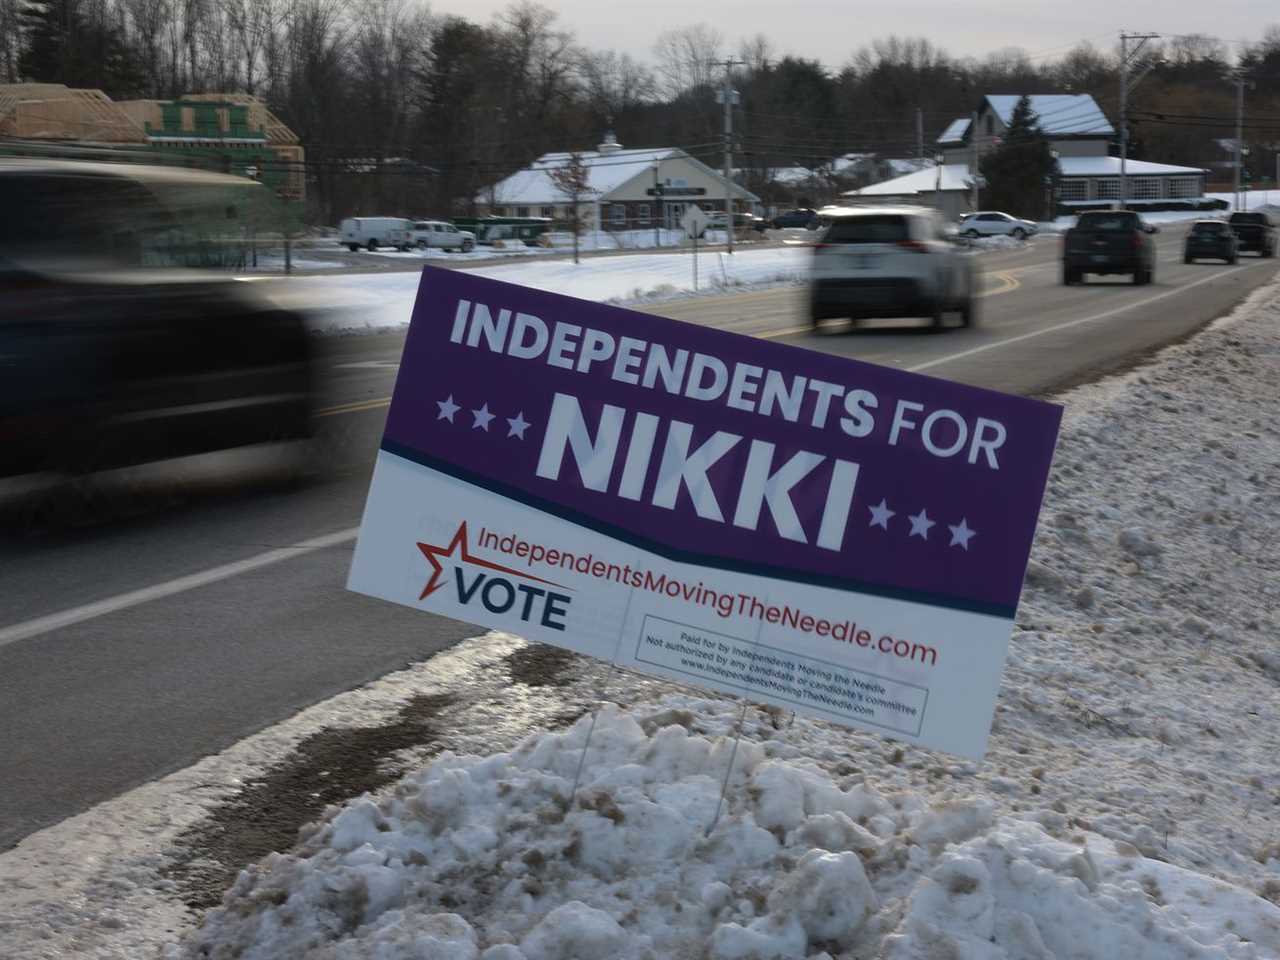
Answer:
[0, 159, 314, 479]
[772, 208, 821, 229]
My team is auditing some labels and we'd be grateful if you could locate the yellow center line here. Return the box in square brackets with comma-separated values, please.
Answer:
[317, 271, 1024, 416]
[317, 397, 393, 417]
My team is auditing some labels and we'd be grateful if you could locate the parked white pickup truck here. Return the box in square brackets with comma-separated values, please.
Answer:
[410, 220, 476, 252]
[339, 217, 411, 252]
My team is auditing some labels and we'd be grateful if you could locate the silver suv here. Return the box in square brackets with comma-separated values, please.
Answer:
[958, 211, 1037, 239]
[409, 220, 476, 252]
[809, 206, 977, 330]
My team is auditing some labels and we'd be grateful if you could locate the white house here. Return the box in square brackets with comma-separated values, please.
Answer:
[482, 133, 759, 232]
[848, 93, 1208, 218]
[937, 94, 1115, 164]
[841, 163, 977, 221]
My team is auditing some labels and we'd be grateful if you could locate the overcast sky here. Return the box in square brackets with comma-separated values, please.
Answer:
[426, 1, 1276, 69]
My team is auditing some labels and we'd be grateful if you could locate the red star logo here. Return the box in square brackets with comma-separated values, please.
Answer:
[416, 521, 566, 600]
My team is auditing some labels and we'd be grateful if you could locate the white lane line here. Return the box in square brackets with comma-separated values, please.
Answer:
[906, 265, 1248, 373]
[0, 528, 359, 649]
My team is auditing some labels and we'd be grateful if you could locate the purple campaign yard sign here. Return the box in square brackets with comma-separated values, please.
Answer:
[349, 266, 1061, 759]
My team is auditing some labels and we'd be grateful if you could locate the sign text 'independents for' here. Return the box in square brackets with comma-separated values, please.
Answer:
[449, 298, 1010, 469]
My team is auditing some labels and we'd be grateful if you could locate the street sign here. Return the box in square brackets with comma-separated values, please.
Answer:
[348, 268, 1062, 760]
[681, 206, 710, 240]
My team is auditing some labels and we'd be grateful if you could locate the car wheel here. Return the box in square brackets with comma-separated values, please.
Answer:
[929, 298, 946, 331]
[347, 244, 360, 252]
[462, 239, 475, 252]
[1228, 255, 1238, 264]
[417, 239, 428, 250]
[964, 229, 980, 238]
[367, 239, 378, 251]
[960, 292, 977, 327]
[1011, 227, 1026, 240]
[1062, 264, 1077, 285]
[1184, 254, 1193, 264]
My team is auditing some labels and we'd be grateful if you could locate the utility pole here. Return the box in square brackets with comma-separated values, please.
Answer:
[1119, 32, 1159, 210]
[1234, 71, 1244, 211]
[970, 110, 979, 211]
[717, 59, 743, 255]
[916, 108, 924, 159]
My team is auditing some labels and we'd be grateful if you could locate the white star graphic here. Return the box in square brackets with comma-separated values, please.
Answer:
[507, 411, 531, 439]
[908, 508, 935, 540]
[868, 498, 895, 530]
[436, 395, 460, 422]
[948, 518, 977, 550]
[471, 403, 495, 431]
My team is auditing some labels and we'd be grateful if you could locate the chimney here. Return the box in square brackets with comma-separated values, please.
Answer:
[597, 130, 622, 155]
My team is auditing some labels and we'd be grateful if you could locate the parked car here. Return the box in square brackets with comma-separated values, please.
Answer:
[1183, 220, 1238, 264]
[958, 211, 1037, 240]
[809, 205, 976, 329]
[706, 212, 769, 233]
[1062, 210, 1158, 285]
[339, 217, 411, 252]
[410, 220, 476, 252]
[1227, 211, 1276, 258]
[0, 159, 314, 479]
[772, 208, 821, 230]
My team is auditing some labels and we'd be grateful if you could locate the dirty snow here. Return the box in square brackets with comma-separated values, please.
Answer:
[295, 246, 813, 334]
[178, 273, 1280, 957]
[3, 265, 1280, 960]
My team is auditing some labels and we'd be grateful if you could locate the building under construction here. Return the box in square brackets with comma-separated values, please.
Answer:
[0, 84, 304, 201]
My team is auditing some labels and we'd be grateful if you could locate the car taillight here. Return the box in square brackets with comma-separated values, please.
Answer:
[897, 239, 929, 253]
[1132, 231, 1143, 249]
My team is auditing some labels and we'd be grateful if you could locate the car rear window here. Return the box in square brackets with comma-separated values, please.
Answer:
[823, 215, 911, 244]
[1229, 213, 1268, 225]
[1077, 213, 1140, 231]
[1191, 222, 1226, 234]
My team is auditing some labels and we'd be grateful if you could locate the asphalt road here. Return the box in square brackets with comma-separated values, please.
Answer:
[0, 231, 1275, 850]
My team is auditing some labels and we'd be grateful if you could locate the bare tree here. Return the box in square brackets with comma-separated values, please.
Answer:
[547, 152, 593, 264]
[578, 49, 655, 125]
[653, 23, 723, 99]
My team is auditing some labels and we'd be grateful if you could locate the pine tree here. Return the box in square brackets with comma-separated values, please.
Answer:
[19, 0, 143, 96]
[979, 95, 1058, 220]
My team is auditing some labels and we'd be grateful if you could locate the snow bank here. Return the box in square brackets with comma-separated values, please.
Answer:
[173, 700, 1280, 959]
[174, 270, 1280, 960]
[298, 248, 812, 335]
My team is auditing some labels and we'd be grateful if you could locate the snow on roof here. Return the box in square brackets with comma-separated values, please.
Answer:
[488, 148, 675, 205]
[884, 157, 932, 176]
[986, 94, 1114, 137]
[1057, 156, 1206, 177]
[487, 148, 758, 205]
[846, 163, 974, 196]
[937, 117, 971, 144]
[769, 165, 824, 185]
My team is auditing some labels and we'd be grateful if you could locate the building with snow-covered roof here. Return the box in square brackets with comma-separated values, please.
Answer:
[938, 94, 1114, 165]
[481, 133, 759, 234]
[931, 93, 1209, 214]
[1055, 156, 1207, 207]
[840, 163, 977, 221]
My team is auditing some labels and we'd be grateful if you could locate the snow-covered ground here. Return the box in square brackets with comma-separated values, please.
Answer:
[3, 259, 1279, 959]
[240, 253, 344, 272]
[334, 228, 751, 265]
[296, 246, 813, 335]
